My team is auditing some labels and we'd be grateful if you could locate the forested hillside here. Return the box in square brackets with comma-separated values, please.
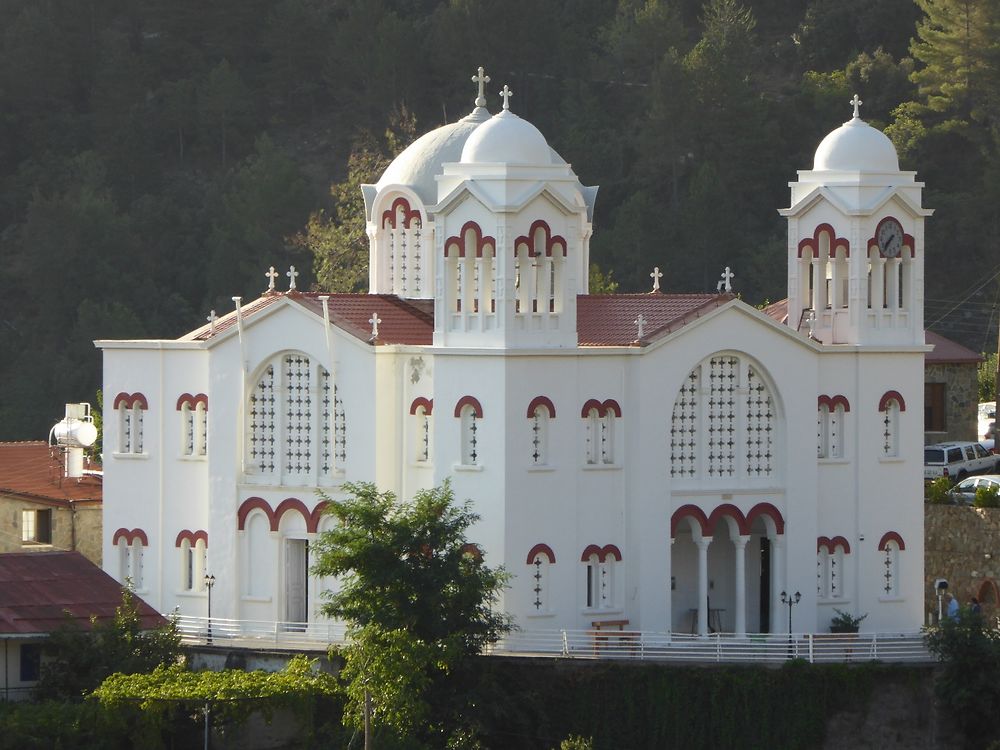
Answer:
[1, 0, 997, 439]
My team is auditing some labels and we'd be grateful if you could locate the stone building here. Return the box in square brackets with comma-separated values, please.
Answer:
[924, 331, 984, 444]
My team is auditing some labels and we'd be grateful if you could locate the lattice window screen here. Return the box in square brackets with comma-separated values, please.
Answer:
[283, 355, 312, 475]
[745, 365, 774, 476]
[670, 368, 700, 477]
[249, 365, 276, 473]
[707, 356, 738, 477]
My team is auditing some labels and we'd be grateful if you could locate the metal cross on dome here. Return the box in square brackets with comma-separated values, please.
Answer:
[851, 94, 863, 119]
[286, 265, 298, 291]
[500, 85, 513, 111]
[206, 310, 218, 335]
[634, 313, 646, 339]
[369, 312, 382, 340]
[717, 266, 734, 293]
[472, 66, 490, 108]
[650, 266, 663, 292]
[265, 266, 279, 291]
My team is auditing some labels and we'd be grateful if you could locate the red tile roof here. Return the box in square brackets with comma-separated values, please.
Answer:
[576, 293, 732, 346]
[761, 298, 789, 325]
[0, 552, 164, 635]
[926, 330, 984, 363]
[0, 442, 102, 506]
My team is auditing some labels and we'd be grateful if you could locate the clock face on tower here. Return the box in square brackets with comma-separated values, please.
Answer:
[876, 217, 904, 258]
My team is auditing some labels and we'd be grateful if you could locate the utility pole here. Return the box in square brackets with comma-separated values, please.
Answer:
[364, 689, 373, 750]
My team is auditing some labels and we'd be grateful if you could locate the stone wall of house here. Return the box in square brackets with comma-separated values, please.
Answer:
[925, 362, 979, 444]
[0, 495, 102, 566]
[925, 504, 1000, 622]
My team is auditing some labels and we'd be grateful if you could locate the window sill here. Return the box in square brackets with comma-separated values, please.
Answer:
[878, 456, 905, 464]
[525, 611, 556, 619]
[878, 596, 905, 603]
[178, 455, 207, 462]
[175, 590, 207, 598]
[453, 464, 484, 473]
[818, 458, 849, 465]
[582, 464, 620, 471]
[817, 598, 851, 606]
[409, 462, 434, 470]
[527, 465, 555, 473]
[241, 595, 273, 603]
[113, 452, 149, 460]
[21, 542, 53, 549]
[581, 608, 623, 616]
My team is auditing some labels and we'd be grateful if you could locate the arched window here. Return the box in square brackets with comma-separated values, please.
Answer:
[581, 544, 622, 610]
[176, 531, 207, 592]
[878, 391, 905, 457]
[817, 536, 851, 599]
[878, 532, 905, 598]
[527, 544, 556, 613]
[248, 354, 344, 483]
[817, 396, 849, 459]
[455, 397, 483, 466]
[177, 394, 208, 457]
[113, 393, 148, 454]
[445, 223, 496, 321]
[582, 399, 619, 465]
[379, 196, 425, 297]
[113, 528, 148, 590]
[410, 398, 433, 463]
[527, 398, 555, 466]
[514, 221, 567, 316]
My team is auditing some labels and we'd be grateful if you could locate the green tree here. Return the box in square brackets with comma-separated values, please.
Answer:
[980, 351, 998, 401]
[312, 481, 510, 743]
[198, 58, 252, 167]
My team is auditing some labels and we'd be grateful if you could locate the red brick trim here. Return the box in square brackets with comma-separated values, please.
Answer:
[817, 535, 851, 554]
[878, 390, 906, 412]
[174, 529, 208, 547]
[580, 399, 622, 419]
[175, 393, 208, 410]
[866, 217, 915, 258]
[671, 505, 711, 538]
[113, 392, 148, 410]
[746, 502, 785, 535]
[309, 501, 330, 534]
[454, 395, 484, 418]
[238, 497, 278, 532]
[817, 394, 851, 412]
[526, 396, 556, 419]
[878, 531, 905, 551]
[444, 221, 496, 258]
[514, 220, 567, 257]
[112, 528, 149, 546]
[275, 497, 311, 530]
[708, 504, 751, 536]
[409, 397, 433, 416]
[526, 543, 556, 564]
[580, 544, 622, 563]
[798, 223, 850, 259]
[381, 196, 421, 230]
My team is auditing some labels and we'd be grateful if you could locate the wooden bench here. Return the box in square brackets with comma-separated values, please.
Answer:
[590, 619, 640, 656]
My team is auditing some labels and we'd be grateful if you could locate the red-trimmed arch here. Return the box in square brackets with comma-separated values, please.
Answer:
[602, 399, 622, 418]
[798, 223, 850, 259]
[275, 498, 311, 530]
[309, 501, 330, 534]
[878, 531, 906, 551]
[112, 528, 149, 546]
[580, 544, 622, 562]
[671, 505, 711, 538]
[454, 395, 483, 418]
[526, 543, 556, 564]
[817, 535, 851, 554]
[526, 396, 556, 419]
[176, 393, 208, 410]
[381, 196, 421, 230]
[514, 220, 568, 257]
[580, 399, 621, 418]
[113, 392, 148, 410]
[444, 221, 496, 258]
[746, 503, 785, 535]
[238, 497, 278, 532]
[878, 390, 906, 412]
[866, 217, 915, 258]
[174, 529, 208, 547]
[707, 504, 750, 536]
[817, 395, 851, 412]
[409, 397, 433, 416]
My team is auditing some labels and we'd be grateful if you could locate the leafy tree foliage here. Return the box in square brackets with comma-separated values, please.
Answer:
[312, 481, 510, 741]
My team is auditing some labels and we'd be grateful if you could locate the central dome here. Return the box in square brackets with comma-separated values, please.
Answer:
[813, 116, 900, 172]
[461, 109, 552, 165]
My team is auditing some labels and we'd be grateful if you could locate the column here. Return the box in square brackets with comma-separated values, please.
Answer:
[871, 256, 884, 311]
[770, 536, 784, 633]
[734, 535, 749, 637]
[696, 536, 711, 636]
[811, 258, 821, 311]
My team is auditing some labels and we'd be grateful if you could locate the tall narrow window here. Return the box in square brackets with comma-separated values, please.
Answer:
[582, 400, 619, 465]
[585, 407, 601, 465]
[21, 509, 51, 544]
[817, 396, 848, 459]
[114, 393, 148, 454]
[249, 366, 277, 473]
[177, 531, 207, 592]
[114, 529, 147, 590]
[526, 397, 556, 466]
[527, 544, 556, 613]
[817, 537, 850, 599]
[455, 397, 483, 466]
[581, 544, 621, 610]
[924, 383, 946, 432]
[410, 398, 433, 464]
[878, 532, 905, 598]
[878, 391, 905, 458]
[177, 394, 208, 457]
[283, 354, 312, 477]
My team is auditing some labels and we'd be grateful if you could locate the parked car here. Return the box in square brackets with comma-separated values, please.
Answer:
[924, 441, 1000, 482]
[980, 402, 997, 441]
[948, 475, 1000, 504]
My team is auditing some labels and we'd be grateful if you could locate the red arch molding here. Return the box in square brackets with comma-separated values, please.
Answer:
[174, 529, 208, 547]
[175, 393, 208, 410]
[671, 502, 785, 538]
[671, 504, 711, 538]
[746, 503, 785, 535]
[878, 390, 907, 412]
[514, 220, 567, 257]
[580, 544, 622, 563]
[798, 223, 851, 259]
[238, 497, 278, 532]
[309, 500, 330, 533]
[112, 528, 149, 546]
[580, 399, 622, 419]
[454, 395, 484, 418]
[817, 395, 851, 412]
[526, 396, 556, 419]
[878, 531, 906, 551]
[817, 535, 851, 554]
[409, 397, 433, 416]
[867, 217, 915, 258]
[381, 196, 421, 230]
[113, 392, 148, 410]
[707, 504, 751, 536]
[444, 221, 496, 258]
[526, 543, 556, 564]
[275, 498, 311, 530]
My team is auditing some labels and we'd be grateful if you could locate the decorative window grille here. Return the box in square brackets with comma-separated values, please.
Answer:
[183, 404, 195, 456]
[283, 354, 312, 476]
[414, 406, 431, 463]
[531, 407, 548, 465]
[586, 553, 600, 608]
[460, 405, 479, 465]
[600, 412, 613, 464]
[319, 367, 333, 476]
[882, 542, 900, 596]
[707, 356, 738, 477]
[881, 399, 900, 457]
[829, 547, 842, 598]
[118, 538, 144, 590]
[531, 554, 549, 611]
[817, 406, 827, 458]
[334, 385, 346, 465]
[816, 552, 828, 597]
[585, 408, 600, 465]
[197, 404, 207, 456]
[116, 398, 146, 454]
[585, 555, 615, 610]
[744, 366, 774, 475]
[413, 224, 422, 294]
[249, 365, 276, 473]
[670, 369, 700, 477]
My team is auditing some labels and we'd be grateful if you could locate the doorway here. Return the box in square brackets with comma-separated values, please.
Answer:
[285, 539, 309, 627]
[759, 537, 771, 633]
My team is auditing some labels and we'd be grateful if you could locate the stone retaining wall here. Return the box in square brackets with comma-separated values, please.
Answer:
[925, 504, 1000, 621]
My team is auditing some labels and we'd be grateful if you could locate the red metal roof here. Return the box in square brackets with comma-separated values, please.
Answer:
[0, 442, 101, 506]
[576, 293, 732, 346]
[926, 330, 984, 363]
[0, 552, 164, 635]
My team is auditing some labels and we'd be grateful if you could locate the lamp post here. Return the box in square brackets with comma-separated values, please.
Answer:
[204, 574, 216, 644]
[780, 590, 801, 657]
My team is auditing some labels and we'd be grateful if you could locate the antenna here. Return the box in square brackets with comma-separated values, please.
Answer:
[49, 403, 98, 479]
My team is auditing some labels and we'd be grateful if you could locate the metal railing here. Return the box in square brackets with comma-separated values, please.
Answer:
[173, 616, 933, 663]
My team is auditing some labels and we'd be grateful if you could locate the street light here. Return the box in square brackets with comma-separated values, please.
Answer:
[204, 574, 216, 644]
[780, 590, 801, 656]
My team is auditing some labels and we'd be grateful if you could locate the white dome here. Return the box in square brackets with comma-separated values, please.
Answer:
[376, 107, 490, 204]
[813, 116, 899, 172]
[461, 110, 552, 165]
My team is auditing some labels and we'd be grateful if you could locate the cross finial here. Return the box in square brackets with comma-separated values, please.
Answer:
[472, 66, 491, 108]
[500, 84, 513, 111]
[851, 94, 863, 119]
[286, 265, 298, 291]
[717, 266, 734, 293]
[634, 313, 646, 339]
[206, 310, 218, 335]
[650, 266, 663, 292]
[369, 312, 382, 340]
[265, 266, 279, 292]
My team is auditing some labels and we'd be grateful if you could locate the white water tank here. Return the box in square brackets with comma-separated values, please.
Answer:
[50, 403, 97, 479]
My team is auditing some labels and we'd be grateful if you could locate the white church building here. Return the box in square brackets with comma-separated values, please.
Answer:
[99, 76, 928, 638]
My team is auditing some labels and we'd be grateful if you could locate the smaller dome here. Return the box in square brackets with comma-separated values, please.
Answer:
[813, 116, 899, 172]
[461, 110, 552, 165]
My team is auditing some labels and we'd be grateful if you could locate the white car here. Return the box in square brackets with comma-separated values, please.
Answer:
[980, 402, 997, 441]
[924, 441, 1000, 482]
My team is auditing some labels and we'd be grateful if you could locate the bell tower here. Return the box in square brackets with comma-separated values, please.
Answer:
[780, 95, 932, 346]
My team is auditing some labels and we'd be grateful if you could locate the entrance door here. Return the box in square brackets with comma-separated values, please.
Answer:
[285, 539, 309, 626]
[759, 537, 771, 633]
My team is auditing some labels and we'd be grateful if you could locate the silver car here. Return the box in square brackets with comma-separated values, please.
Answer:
[949, 475, 1000, 504]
